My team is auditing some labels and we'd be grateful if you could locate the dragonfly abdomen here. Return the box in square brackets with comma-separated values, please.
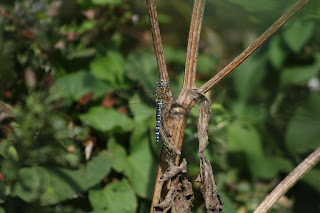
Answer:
[155, 80, 166, 147]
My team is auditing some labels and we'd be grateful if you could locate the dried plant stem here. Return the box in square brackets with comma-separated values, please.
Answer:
[199, 0, 310, 94]
[183, 0, 206, 89]
[146, 0, 170, 84]
[254, 146, 320, 213]
[149, 0, 206, 211]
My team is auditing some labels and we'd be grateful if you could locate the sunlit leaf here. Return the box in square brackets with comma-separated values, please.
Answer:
[90, 50, 125, 86]
[227, 123, 264, 180]
[108, 138, 130, 174]
[13, 151, 112, 205]
[127, 126, 157, 198]
[283, 20, 314, 53]
[126, 51, 158, 91]
[54, 71, 111, 101]
[89, 178, 137, 213]
[80, 107, 134, 132]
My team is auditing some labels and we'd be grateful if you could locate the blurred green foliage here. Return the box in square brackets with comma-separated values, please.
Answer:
[0, 0, 320, 212]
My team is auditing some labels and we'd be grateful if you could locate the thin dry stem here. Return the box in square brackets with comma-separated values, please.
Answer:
[254, 146, 320, 213]
[199, 0, 310, 94]
[146, 0, 170, 88]
[183, 0, 206, 89]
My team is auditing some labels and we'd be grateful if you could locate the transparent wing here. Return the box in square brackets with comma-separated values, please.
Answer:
[114, 88, 183, 116]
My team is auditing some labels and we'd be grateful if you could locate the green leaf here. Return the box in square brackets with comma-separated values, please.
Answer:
[283, 20, 314, 53]
[197, 54, 216, 74]
[0, 207, 5, 213]
[54, 71, 110, 101]
[231, 100, 268, 124]
[13, 152, 113, 205]
[92, 0, 123, 5]
[228, 0, 279, 12]
[303, 169, 320, 192]
[232, 55, 267, 100]
[67, 48, 96, 59]
[268, 35, 287, 69]
[80, 107, 134, 132]
[90, 51, 125, 85]
[89, 178, 137, 213]
[13, 168, 41, 202]
[227, 123, 264, 180]
[286, 94, 320, 154]
[280, 58, 320, 87]
[257, 156, 293, 179]
[218, 191, 237, 213]
[163, 46, 186, 65]
[108, 138, 130, 174]
[127, 126, 157, 198]
[126, 51, 158, 91]
[108, 131, 157, 198]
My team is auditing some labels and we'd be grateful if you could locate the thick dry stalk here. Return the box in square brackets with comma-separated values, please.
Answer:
[149, 0, 206, 210]
[199, 0, 310, 94]
[254, 146, 320, 213]
[147, 0, 310, 211]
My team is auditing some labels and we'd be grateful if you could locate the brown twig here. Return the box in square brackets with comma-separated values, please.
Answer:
[182, 0, 206, 89]
[146, 0, 170, 87]
[254, 146, 320, 213]
[198, 0, 310, 94]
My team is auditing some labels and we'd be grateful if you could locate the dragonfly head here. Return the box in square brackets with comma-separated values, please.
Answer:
[156, 79, 166, 87]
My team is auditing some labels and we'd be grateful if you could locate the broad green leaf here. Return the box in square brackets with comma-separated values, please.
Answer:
[13, 152, 112, 205]
[286, 94, 320, 154]
[108, 138, 130, 174]
[89, 178, 137, 213]
[127, 126, 157, 198]
[90, 51, 125, 86]
[108, 129, 157, 199]
[92, 0, 123, 5]
[218, 191, 237, 213]
[257, 156, 293, 179]
[232, 55, 267, 100]
[268, 35, 287, 69]
[0, 207, 4, 213]
[80, 107, 134, 132]
[126, 51, 158, 91]
[283, 20, 314, 53]
[13, 168, 41, 202]
[54, 71, 110, 101]
[128, 94, 154, 121]
[280, 57, 320, 86]
[303, 169, 320, 192]
[227, 123, 264, 180]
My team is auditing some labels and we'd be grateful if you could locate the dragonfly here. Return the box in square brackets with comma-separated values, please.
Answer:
[115, 79, 171, 147]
